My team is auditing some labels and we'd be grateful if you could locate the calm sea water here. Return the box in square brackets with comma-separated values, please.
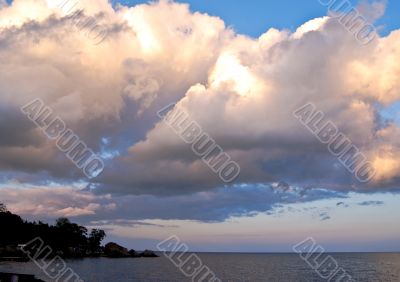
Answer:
[1, 253, 400, 281]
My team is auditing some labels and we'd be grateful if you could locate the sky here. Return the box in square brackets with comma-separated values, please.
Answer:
[0, 0, 399, 252]
[121, 0, 400, 37]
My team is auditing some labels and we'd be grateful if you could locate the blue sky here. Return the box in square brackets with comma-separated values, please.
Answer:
[120, 0, 400, 37]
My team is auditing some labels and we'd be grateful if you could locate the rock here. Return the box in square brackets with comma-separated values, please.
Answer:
[140, 250, 159, 257]
[104, 242, 130, 258]
[128, 249, 141, 257]
[103, 243, 158, 258]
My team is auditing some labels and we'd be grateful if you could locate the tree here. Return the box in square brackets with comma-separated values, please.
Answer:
[0, 203, 7, 213]
[55, 217, 71, 228]
[88, 229, 106, 253]
[54, 217, 89, 255]
[0, 211, 109, 258]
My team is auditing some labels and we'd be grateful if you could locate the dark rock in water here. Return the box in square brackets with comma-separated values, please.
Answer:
[104, 243, 158, 258]
[128, 249, 141, 257]
[0, 272, 44, 282]
[104, 242, 130, 258]
[140, 250, 159, 257]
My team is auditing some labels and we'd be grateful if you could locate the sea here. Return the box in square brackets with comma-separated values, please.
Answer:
[1, 253, 399, 281]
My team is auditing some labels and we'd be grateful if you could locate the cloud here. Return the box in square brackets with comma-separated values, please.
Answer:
[0, 0, 399, 222]
[358, 200, 384, 206]
[336, 201, 349, 208]
[101, 12, 400, 194]
[0, 185, 116, 218]
[0, 0, 231, 183]
[88, 219, 178, 228]
[319, 212, 331, 221]
[0, 0, 7, 9]
[0, 183, 346, 222]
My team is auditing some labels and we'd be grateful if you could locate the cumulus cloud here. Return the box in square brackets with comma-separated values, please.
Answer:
[0, 0, 230, 182]
[101, 1, 400, 194]
[0, 0, 399, 222]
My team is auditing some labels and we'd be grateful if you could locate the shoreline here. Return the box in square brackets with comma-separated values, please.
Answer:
[0, 272, 44, 282]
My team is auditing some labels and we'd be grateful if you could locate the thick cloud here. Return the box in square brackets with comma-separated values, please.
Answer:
[0, 0, 230, 181]
[1, 0, 400, 222]
[99, 2, 400, 194]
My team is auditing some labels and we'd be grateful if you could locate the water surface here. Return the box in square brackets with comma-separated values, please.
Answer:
[1, 253, 399, 281]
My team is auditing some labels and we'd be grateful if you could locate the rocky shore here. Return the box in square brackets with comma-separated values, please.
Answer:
[0, 242, 158, 261]
[104, 242, 159, 258]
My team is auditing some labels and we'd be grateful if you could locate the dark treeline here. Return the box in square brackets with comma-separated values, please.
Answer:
[0, 203, 106, 257]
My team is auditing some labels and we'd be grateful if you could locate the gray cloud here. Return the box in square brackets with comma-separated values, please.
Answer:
[88, 219, 178, 228]
[89, 184, 346, 222]
[0, 184, 347, 223]
[358, 200, 384, 206]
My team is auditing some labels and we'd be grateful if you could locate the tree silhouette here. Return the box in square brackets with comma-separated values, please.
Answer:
[0, 203, 7, 213]
[0, 210, 106, 257]
[88, 229, 106, 253]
